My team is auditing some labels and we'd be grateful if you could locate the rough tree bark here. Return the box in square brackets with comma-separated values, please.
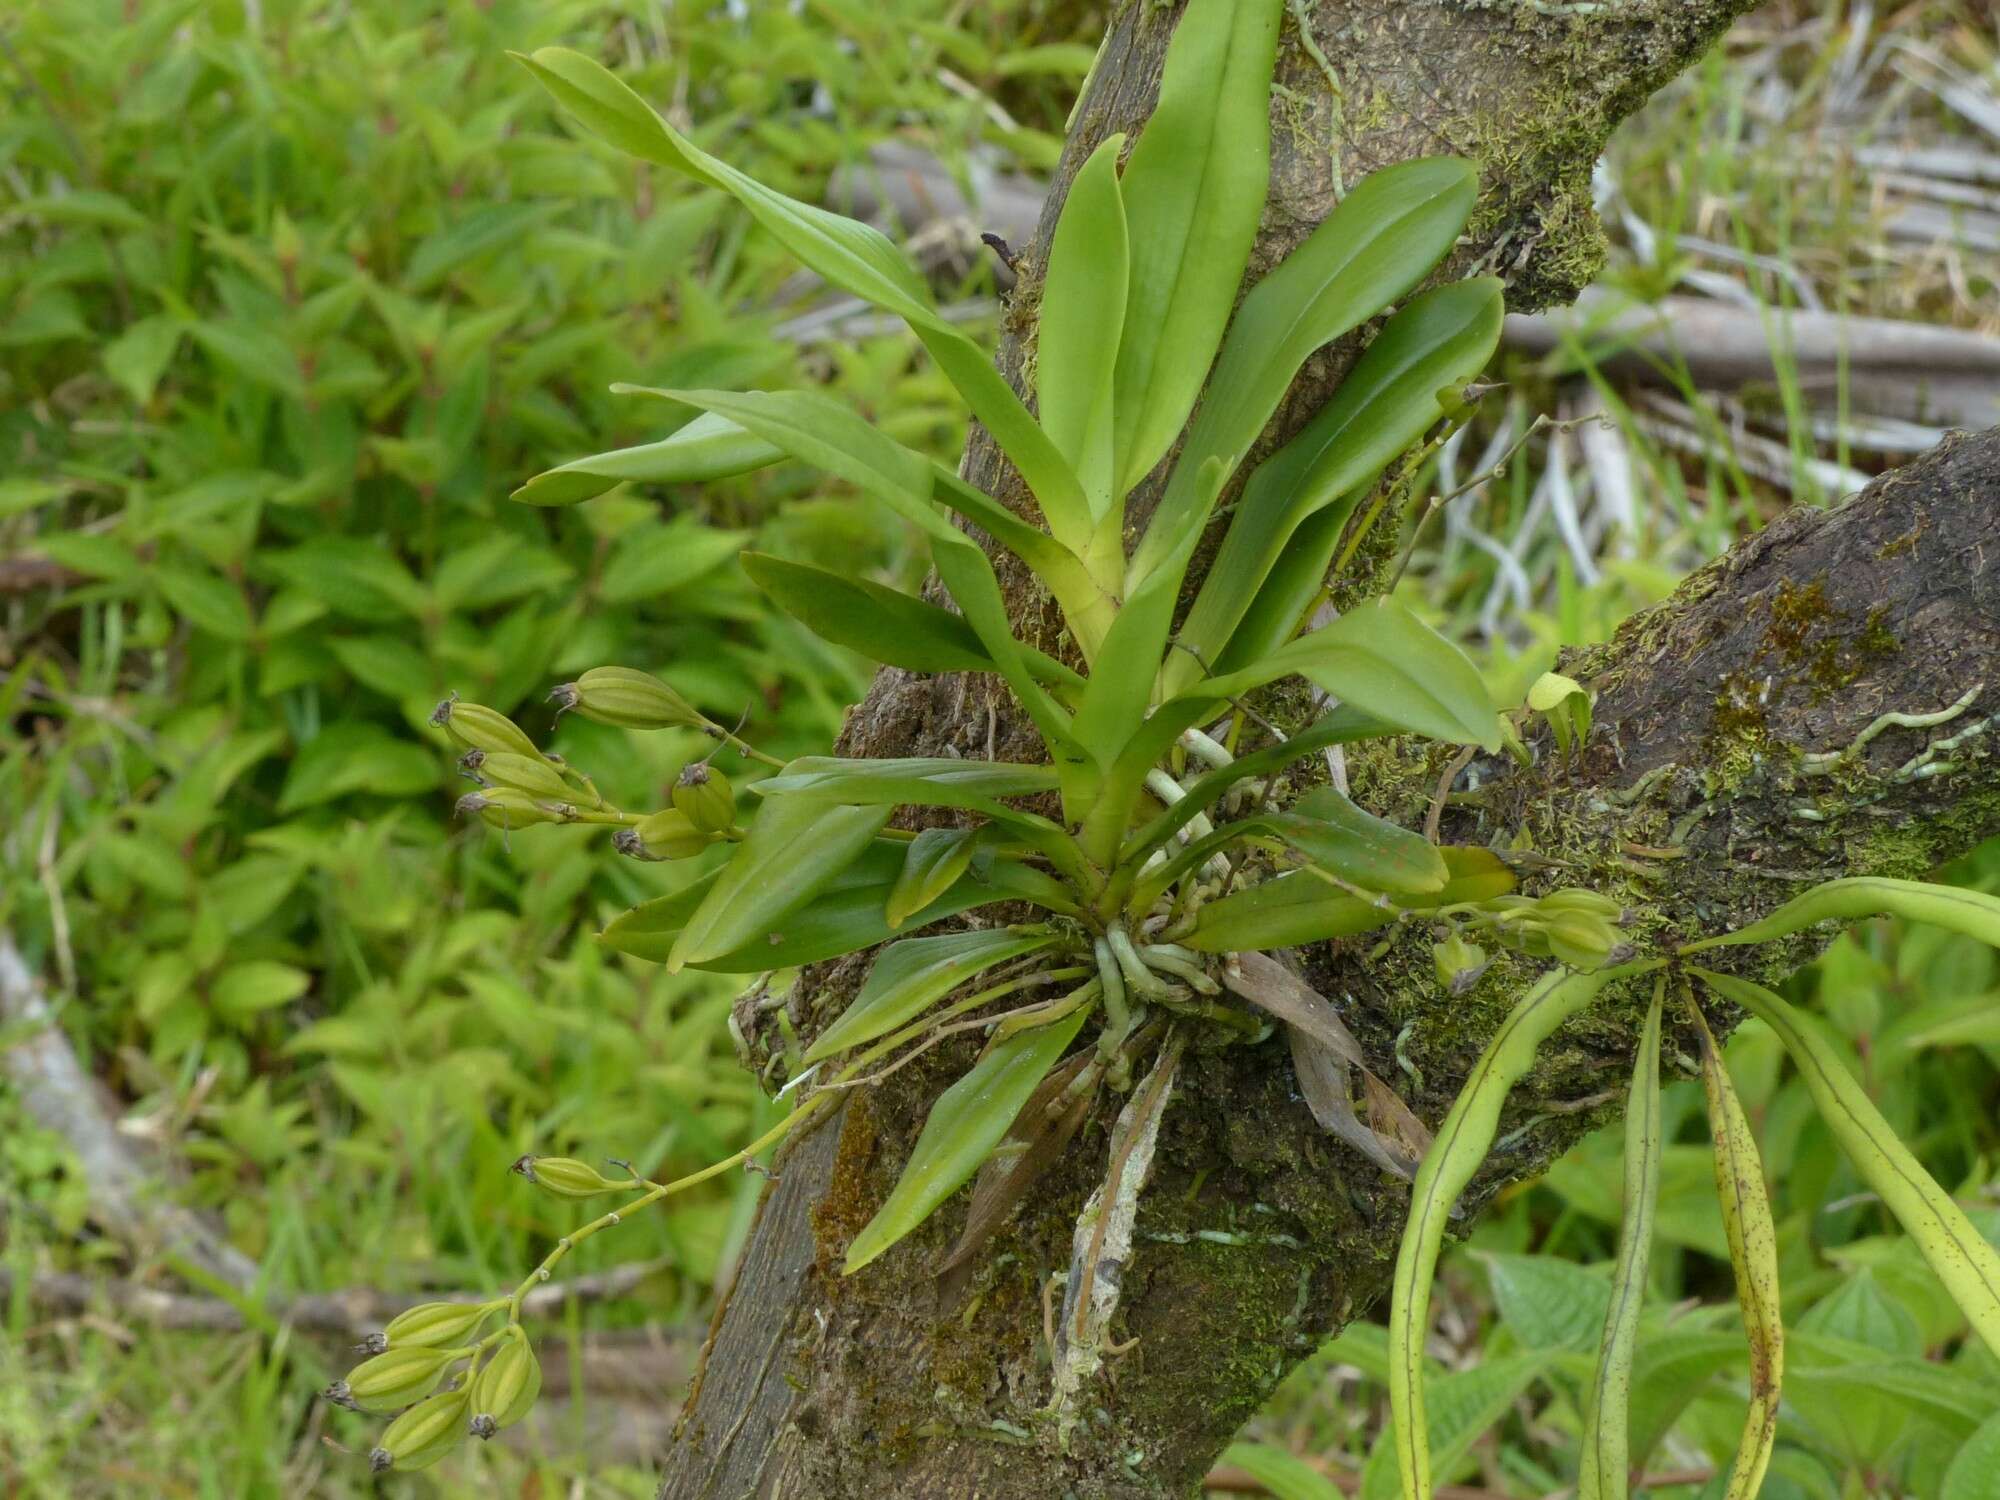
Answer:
[658, 4, 2000, 1497]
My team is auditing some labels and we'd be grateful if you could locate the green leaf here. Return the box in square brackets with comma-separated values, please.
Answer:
[1037, 134, 1128, 519]
[210, 961, 311, 1023]
[1109, 0, 1282, 499]
[756, 757, 1060, 807]
[742, 553, 1085, 692]
[1218, 1445, 1342, 1500]
[1579, 987, 1664, 1500]
[1683, 876, 2000, 955]
[1183, 847, 1513, 953]
[1944, 1412, 2000, 1500]
[1191, 597, 1501, 751]
[804, 927, 1060, 1064]
[103, 314, 184, 405]
[515, 47, 1091, 548]
[843, 1002, 1092, 1273]
[278, 725, 440, 811]
[1134, 157, 1479, 584]
[157, 566, 254, 642]
[887, 827, 982, 931]
[1388, 967, 1636, 1500]
[1167, 278, 1506, 688]
[1265, 787, 1448, 895]
[1690, 1002, 1784, 1500]
[667, 799, 890, 971]
[1363, 1353, 1553, 1500]
[1697, 968, 2000, 1359]
[1482, 1253, 1611, 1351]
[512, 412, 784, 505]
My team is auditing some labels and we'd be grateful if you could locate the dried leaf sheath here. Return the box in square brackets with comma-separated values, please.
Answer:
[1578, 982, 1664, 1500]
[1690, 1001, 1783, 1500]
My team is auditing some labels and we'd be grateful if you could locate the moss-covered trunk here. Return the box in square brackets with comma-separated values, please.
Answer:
[653, 4, 2000, 1496]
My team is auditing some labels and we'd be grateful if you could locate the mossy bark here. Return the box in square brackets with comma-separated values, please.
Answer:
[648, 6, 2000, 1499]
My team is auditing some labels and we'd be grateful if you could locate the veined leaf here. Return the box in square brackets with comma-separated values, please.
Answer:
[843, 1003, 1093, 1273]
[1579, 984, 1665, 1500]
[515, 47, 1092, 547]
[740, 553, 1082, 692]
[1183, 847, 1513, 953]
[1690, 1001, 1784, 1500]
[667, 799, 890, 971]
[1362, 1353, 1552, 1500]
[887, 827, 981, 931]
[1164, 278, 1506, 692]
[805, 927, 1059, 1064]
[1108, 0, 1282, 499]
[512, 412, 781, 505]
[1190, 596, 1502, 752]
[1388, 966, 1639, 1500]
[1697, 968, 2000, 1358]
[1220, 1444, 1342, 1500]
[1038, 135, 1128, 519]
[1682, 876, 2000, 955]
[1133, 157, 1479, 585]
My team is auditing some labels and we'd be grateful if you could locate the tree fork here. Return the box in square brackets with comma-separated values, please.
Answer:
[658, 5, 2000, 1497]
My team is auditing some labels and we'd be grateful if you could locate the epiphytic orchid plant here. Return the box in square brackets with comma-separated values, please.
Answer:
[326, 3, 2000, 1489]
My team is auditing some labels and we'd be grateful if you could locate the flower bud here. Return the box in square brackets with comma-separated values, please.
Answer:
[430, 695, 541, 759]
[510, 1155, 626, 1198]
[553, 666, 700, 730]
[672, 762, 736, 833]
[1536, 888, 1624, 921]
[632, 808, 716, 860]
[456, 789, 566, 830]
[380, 1301, 495, 1352]
[1431, 933, 1490, 996]
[373, 1384, 470, 1472]
[469, 1325, 541, 1437]
[336, 1345, 459, 1413]
[1542, 911, 1619, 971]
[473, 751, 570, 800]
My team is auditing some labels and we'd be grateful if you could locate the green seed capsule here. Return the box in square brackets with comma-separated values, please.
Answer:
[510, 1155, 625, 1198]
[372, 1384, 470, 1472]
[335, 1345, 459, 1414]
[468, 1326, 541, 1437]
[380, 1301, 495, 1351]
[1541, 910, 1619, 971]
[1536, 888, 1624, 920]
[672, 762, 736, 833]
[473, 752, 570, 800]
[430, 696, 541, 760]
[633, 808, 716, 860]
[554, 666, 700, 730]
[456, 789, 566, 830]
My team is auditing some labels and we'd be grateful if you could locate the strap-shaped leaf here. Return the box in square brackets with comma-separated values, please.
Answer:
[843, 1003, 1094, 1273]
[1264, 788, 1448, 895]
[1165, 278, 1506, 693]
[1133, 157, 1479, 584]
[1108, 0, 1282, 499]
[1578, 985, 1665, 1500]
[1190, 596, 1502, 752]
[515, 47, 1092, 548]
[601, 844, 1079, 969]
[512, 412, 783, 505]
[1388, 964, 1644, 1500]
[667, 798, 890, 971]
[1182, 847, 1514, 953]
[1688, 1000, 1783, 1500]
[740, 553, 1083, 693]
[757, 757, 1060, 805]
[805, 927, 1059, 1065]
[886, 827, 981, 931]
[1697, 967, 2000, 1358]
[1038, 134, 1129, 520]
[1682, 876, 2000, 954]
[608, 385, 1084, 769]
